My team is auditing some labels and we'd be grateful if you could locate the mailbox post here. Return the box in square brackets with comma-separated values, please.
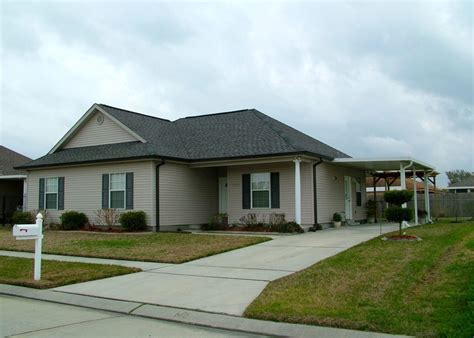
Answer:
[13, 213, 43, 280]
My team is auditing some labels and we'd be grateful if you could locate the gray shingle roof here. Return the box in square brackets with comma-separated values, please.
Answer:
[18, 104, 350, 169]
[449, 176, 474, 188]
[0, 146, 32, 175]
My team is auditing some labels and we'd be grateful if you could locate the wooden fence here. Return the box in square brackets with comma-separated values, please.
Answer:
[372, 192, 474, 220]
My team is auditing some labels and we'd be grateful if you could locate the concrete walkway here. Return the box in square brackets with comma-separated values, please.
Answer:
[51, 224, 398, 316]
[0, 250, 172, 271]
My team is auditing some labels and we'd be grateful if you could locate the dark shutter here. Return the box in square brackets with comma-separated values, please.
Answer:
[39, 178, 45, 209]
[126, 172, 134, 210]
[242, 174, 250, 209]
[102, 174, 109, 209]
[271, 172, 280, 208]
[58, 177, 65, 210]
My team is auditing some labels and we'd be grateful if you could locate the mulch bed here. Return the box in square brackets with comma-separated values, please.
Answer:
[79, 225, 128, 233]
[383, 235, 422, 241]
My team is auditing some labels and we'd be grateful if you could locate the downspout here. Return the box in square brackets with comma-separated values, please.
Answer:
[312, 158, 323, 230]
[155, 159, 165, 232]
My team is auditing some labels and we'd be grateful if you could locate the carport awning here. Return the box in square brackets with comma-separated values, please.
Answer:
[332, 157, 436, 174]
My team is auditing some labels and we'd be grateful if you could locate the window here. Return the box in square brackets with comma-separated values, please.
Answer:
[45, 177, 58, 209]
[251, 173, 271, 208]
[109, 173, 126, 209]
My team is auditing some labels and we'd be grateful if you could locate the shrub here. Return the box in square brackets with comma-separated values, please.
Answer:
[333, 212, 342, 222]
[269, 213, 286, 226]
[12, 211, 34, 224]
[270, 221, 304, 233]
[119, 211, 147, 231]
[384, 190, 415, 235]
[95, 209, 121, 227]
[384, 190, 414, 206]
[60, 211, 88, 230]
[203, 213, 228, 231]
[385, 207, 412, 225]
[239, 213, 258, 226]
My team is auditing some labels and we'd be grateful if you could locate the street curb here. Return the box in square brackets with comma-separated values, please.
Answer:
[0, 284, 410, 338]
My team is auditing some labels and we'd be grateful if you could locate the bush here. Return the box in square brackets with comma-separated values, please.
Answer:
[269, 213, 286, 226]
[384, 190, 414, 206]
[239, 213, 258, 226]
[119, 211, 147, 231]
[333, 212, 342, 222]
[385, 206, 413, 235]
[270, 221, 304, 233]
[60, 211, 88, 230]
[12, 211, 34, 224]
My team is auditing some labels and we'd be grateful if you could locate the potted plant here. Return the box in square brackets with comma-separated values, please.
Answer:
[333, 212, 342, 228]
[366, 200, 376, 223]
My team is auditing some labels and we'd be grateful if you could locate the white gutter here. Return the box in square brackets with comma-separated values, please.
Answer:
[0, 175, 27, 180]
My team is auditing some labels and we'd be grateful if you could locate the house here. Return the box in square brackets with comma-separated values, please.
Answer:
[446, 176, 474, 193]
[366, 177, 438, 199]
[0, 146, 31, 225]
[17, 104, 437, 230]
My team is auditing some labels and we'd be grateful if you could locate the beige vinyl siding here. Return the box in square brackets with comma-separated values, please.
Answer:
[316, 162, 366, 223]
[228, 161, 314, 226]
[63, 111, 138, 149]
[26, 161, 155, 225]
[159, 162, 218, 229]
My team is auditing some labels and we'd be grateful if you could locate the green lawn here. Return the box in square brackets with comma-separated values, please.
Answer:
[0, 256, 140, 289]
[245, 221, 474, 337]
[0, 229, 270, 263]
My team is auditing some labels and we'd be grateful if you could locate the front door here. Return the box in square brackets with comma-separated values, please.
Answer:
[218, 177, 228, 214]
[344, 176, 352, 220]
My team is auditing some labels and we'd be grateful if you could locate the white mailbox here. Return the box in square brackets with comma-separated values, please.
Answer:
[13, 224, 41, 239]
[12, 213, 44, 281]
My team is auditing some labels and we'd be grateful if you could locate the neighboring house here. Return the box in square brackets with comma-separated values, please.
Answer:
[0, 146, 31, 224]
[17, 104, 436, 230]
[446, 177, 474, 193]
[366, 177, 438, 199]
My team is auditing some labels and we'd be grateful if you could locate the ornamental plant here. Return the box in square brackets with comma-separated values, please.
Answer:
[384, 190, 414, 235]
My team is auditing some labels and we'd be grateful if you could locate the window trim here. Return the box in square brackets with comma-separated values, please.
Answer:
[108, 172, 126, 209]
[250, 172, 271, 209]
[44, 177, 59, 210]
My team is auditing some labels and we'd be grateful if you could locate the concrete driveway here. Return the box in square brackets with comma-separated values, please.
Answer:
[54, 224, 398, 316]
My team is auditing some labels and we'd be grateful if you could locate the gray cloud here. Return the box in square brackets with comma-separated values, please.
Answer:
[1, 0, 472, 186]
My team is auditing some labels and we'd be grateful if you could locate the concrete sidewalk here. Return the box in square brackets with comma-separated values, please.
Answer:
[0, 250, 172, 271]
[51, 224, 398, 315]
[0, 285, 409, 338]
[0, 294, 259, 338]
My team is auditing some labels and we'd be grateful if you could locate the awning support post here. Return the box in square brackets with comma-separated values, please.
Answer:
[294, 158, 302, 225]
[413, 165, 418, 225]
[424, 170, 431, 223]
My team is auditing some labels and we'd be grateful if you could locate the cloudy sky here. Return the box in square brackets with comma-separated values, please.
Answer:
[1, 0, 472, 186]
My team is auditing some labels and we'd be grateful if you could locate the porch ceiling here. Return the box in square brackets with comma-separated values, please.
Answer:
[332, 157, 436, 174]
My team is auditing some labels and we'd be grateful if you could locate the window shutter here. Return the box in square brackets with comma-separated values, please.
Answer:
[242, 174, 250, 209]
[102, 174, 109, 209]
[58, 177, 65, 210]
[39, 178, 45, 209]
[271, 172, 280, 208]
[126, 172, 134, 210]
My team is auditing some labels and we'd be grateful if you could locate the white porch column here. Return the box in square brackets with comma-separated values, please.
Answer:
[22, 179, 28, 211]
[400, 162, 407, 208]
[424, 171, 431, 222]
[413, 165, 418, 225]
[294, 158, 302, 225]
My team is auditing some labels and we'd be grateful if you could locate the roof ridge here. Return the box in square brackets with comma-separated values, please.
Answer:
[250, 110, 298, 152]
[99, 104, 171, 122]
[182, 109, 253, 120]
